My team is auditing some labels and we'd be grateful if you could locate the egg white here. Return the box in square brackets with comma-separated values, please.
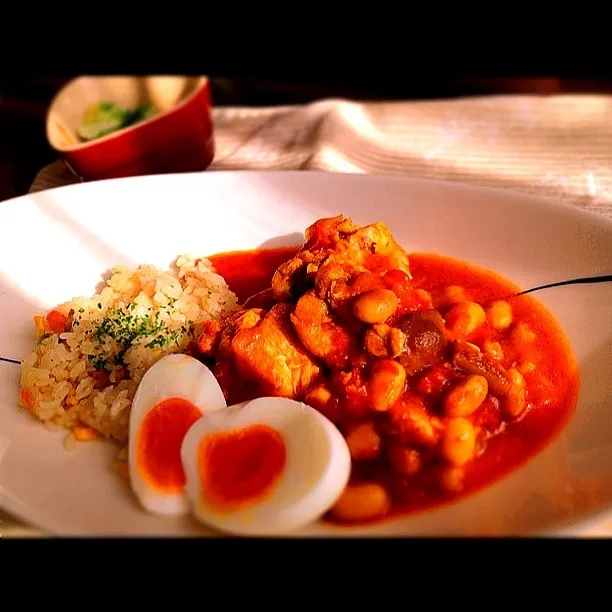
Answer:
[180, 396, 351, 536]
[128, 353, 227, 516]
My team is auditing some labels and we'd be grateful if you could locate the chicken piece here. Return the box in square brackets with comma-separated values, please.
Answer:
[313, 259, 356, 303]
[304, 216, 410, 274]
[199, 304, 321, 402]
[341, 221, 411, 276]
[271, 215, 411, 302]
[271, 249, 327, 301]
[313, 258, 374, 309]
[196, 309, 265, 401]
[196, 318, 223, 355]
[230, 303, 321, 398]
[197, 308, 263, 358]
[303, 215, 356, 250]
[385, 393, 441, 448]
[290, 290, 357, 371]
[364, 324, 406, 358]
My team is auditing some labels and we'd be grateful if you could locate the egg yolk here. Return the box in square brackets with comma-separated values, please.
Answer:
[136, 397, 203, 493]
[198, 424, 287, 512]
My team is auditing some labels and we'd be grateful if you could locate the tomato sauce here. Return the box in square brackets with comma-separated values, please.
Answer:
[209, 247, 298, 305]
[208, 247, 580, 521]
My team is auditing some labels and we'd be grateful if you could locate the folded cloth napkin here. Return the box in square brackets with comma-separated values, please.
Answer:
[4, 95, 612, 537]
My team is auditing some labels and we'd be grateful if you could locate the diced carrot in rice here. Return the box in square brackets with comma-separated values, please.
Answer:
[46, 310, 68, 334]
[72, 424, 98, 441]
[33, 314, 46, 339]
[19, 388, 34, 411]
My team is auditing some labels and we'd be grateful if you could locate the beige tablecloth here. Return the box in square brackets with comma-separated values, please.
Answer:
[3, 95, 612, 537]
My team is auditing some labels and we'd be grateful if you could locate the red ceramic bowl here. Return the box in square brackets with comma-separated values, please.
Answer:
[46, 76, 215, 181]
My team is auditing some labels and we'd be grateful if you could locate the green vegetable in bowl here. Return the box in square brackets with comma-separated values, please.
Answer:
[77, 101, 157, 142]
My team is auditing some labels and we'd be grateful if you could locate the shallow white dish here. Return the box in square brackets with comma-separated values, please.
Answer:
[1, 170, 611, 537]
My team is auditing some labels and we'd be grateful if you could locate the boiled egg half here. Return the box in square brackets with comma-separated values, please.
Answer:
[128, 354, 226, 516]
[180, 396, 352, 536]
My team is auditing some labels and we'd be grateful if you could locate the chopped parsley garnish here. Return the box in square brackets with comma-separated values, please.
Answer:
[92, 305, 165, 345]
[81, 302, 194, 370]
[88, 355, 108, 370]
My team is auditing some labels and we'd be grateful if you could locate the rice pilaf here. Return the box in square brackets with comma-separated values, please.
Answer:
[19, 255, 237, 450]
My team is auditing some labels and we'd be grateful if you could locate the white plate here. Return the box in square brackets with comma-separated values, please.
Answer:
[1, 171, 611, 537]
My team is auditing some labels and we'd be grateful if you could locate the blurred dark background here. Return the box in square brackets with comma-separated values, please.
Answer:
[2, 75, 612, 202]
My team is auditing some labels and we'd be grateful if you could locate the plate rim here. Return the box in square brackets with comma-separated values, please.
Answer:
[8, 169, 612, 230]
[2, 169, 611, 537]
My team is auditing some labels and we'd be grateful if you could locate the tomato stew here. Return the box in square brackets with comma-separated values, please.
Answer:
[207, 246, 579, 524]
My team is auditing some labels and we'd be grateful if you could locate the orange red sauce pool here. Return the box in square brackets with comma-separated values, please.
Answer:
[208, 247, 580, 521]
[209, 247, 298, 305]
[136, 397, 203, 492]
